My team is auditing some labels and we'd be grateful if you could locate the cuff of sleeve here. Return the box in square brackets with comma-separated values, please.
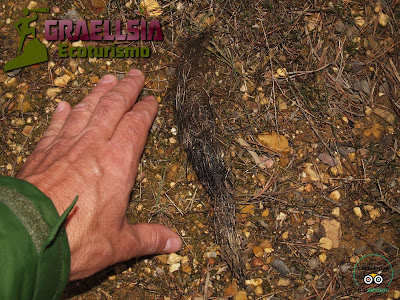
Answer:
[0, 176, 76, 300]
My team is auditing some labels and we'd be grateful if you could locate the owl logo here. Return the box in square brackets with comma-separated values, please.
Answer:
[364, 273, 383, 285]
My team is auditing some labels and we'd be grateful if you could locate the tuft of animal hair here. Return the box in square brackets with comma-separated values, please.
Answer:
[172, 31, 245, 283]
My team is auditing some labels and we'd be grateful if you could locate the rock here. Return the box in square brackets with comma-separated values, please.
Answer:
[90, 76, 100, 84]
[332, 207, 340, 217]
[354, 244, 368, 255]
[5, 77, 17, 86]
[276, 68, 287, 77]
[276, 212, 287, 222]
[319, 237, 333, 250]
[319, 252, 327, 263]
[46, 87, 61, 98]
[277, 278, 290, 286]
[167, 253, 182, 264]
[378, 12, 390, 26]
[52, 6, 60, 13]
[156, 254, 168, 264]
[340, 263, 353, 272]
[354, 16, 365, 27]
[278, 101, 288, 110]
[329, 190, 341, 201]
[169, 263, 180, 273]
[225, 281, 238, 296]
[6, 68, 21, 77]
[271, 259, 290, 276]
[140, 0, 163, 17]
[304, 163, 319, 181]
[338, 146, 356, 157]
[318, 153, 338, 167]
[369, 208, 381, 220]
[258, 132, 291, 154]
[371, 122, 385, 138]
[260, 239, 272, 250]
[241, 204, 255, 216]
[354, 207, 363, 218]
[282, 231, 289, 239]
[63, 9, 81, 22]
[245, 278, 263, 286]
[22, 126, 33, 136]
[261, 208, 269, 217]
[181, 264, 191, 274]
[251, 258, 264, 268]
[90, 0, 106, 9]
[252, 246, 263, 258]
[108, 275, 116, 280]
[54, 75, 71, 87]
[321, 219, 341, 248]
[373, 107, 395, 125]
[254, 286, 263, 296]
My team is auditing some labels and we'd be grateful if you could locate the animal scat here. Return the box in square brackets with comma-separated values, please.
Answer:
[172, 31, 245, 283]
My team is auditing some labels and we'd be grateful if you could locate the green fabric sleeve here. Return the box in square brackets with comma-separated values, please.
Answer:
[0, 175, 76, 300]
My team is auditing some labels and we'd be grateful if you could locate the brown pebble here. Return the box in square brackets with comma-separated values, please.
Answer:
[22, 125, 33, 136]
[251, 257, 265, 268]
[252, 246, 263, 257]
[90, 76, 100, 84]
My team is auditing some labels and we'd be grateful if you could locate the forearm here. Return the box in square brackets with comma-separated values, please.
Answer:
[0, 176, 74, 299]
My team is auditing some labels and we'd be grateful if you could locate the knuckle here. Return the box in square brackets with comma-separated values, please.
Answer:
[103, 90, 130, 106]
[73, 102, 95, 114]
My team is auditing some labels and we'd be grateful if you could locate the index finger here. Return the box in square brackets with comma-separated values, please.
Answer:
[86, 69, 145, 138]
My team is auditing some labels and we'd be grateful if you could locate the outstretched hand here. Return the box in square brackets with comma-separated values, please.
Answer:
[17, 68, 182, 280]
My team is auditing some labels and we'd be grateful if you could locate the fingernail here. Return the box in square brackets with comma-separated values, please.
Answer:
[128, 69, 143, 76]
[56, 101, 66, 112]
[163, 237, 182, 253]
[100, 74, 116, 83]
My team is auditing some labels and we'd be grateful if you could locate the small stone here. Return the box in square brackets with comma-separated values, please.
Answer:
[54, 75, 71, 87]
[340, 263, 353, 273]
[5, 77, 17, 86]
[169, 137, 176, 144]
[329, 190, 341, 201]
[350, 256, 359, 263]
[156, 254, 168, 264]
[304, 163, 319, 181]
[371, 122, 385, 138]
[52, 6, 60, 13]
[393, 290, 400, 299]
[169, 263, 180, 273]
[136, 203, 143, 211]
[251, 257, 264, 268]
[319, 253, 327, 263]
[260, 239, 272, 250]
[22, 126, 33, 136]
[318, 153, 338, 167]
[6, 68, 21, 77]
[363, 205, 374, 212]
[277, 278, 290, 286]
[354, 207, 362, 218]
[241, 204, 255, 216]
[369, 208, 381, 220]
[233, 291, 247, 300]
[276, 68, 287, 77]
[252, 246, 263, 258]
[225, 281, 238, 296]
[258, 132, 291, 154]
[108, 275, 116, 280]
[282, 231, 289, 239]
[354, 244, 368, 255]
[181, 263, 191, 274]
[271, 259, 290, 276]
[332, 207, 340, 217]
[69, 60, 78, 73]
[354, 16, 365, 27]
[378, 12, 390, 26]
[319, 237, 333, 250]
[167, 253, 182, 264]
[245, 278, 263, 286]
[321, 219, 341, 248]
[261, 208, 269, 217]
[365, 106, 372, 116]
[254, 286, 263, 296]
[90, 76, 100, 84]
[304, 183, 313, 192]
[278, 102, 288, 110]
[276, 212, 287, 222]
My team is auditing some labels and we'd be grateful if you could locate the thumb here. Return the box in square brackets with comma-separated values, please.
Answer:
[119, 222, 182, 260]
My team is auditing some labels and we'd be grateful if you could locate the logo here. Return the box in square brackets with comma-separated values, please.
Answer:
[353, 254, 393, 293]
[4, 8, 49, 71]
[5, 8, 163, 72]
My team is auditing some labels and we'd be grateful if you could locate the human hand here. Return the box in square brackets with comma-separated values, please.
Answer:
[17, 69, 182, 280]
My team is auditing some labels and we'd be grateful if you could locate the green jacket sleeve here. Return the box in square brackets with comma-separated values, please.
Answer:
[0, 175, 76, 300]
